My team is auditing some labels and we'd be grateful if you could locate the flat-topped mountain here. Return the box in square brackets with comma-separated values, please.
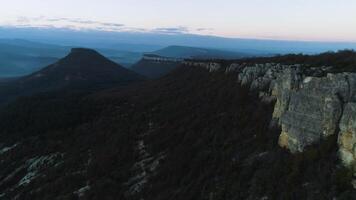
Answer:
[0, 48, 144, 104]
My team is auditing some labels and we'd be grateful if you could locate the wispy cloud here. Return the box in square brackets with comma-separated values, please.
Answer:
[152, 26, 189, 34]
[12, 16, 125, 31]
[45, 17, 124, 27]
[3, 16, 213, 35]
[196, 28, 214, 32]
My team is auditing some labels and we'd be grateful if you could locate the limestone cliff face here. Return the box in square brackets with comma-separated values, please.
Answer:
[237, 64, 356, 162]
[142, 54, 183, 62]
[339, 103, 356, 170]
[274, 73, 354, 153]
[131, 55, 182, 78]
[184, 61, 356, 173]
[183, 61, 222, 72]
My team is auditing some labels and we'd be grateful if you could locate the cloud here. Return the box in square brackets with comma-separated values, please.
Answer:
[12, 16, 125, 31]
[152, 26, 189, 34]
[45, 18, 125, 29]
[196, 28, 214, 32]
[151, 27, 214, 35]
[16, 16, 31, 23]
[6, 16, 211, 35]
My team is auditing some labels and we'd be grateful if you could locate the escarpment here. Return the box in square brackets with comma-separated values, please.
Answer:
[131, 54, 182, 78]
[184, 60, 356, 173]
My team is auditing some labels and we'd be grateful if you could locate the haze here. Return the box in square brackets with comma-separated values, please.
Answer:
[1, 0, 356, 42]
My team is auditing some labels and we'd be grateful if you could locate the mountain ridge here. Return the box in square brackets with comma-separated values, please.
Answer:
[152, 45, 250, 59]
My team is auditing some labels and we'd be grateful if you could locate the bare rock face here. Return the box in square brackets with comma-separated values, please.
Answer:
[188, 61, 356, 155]
[225, 63, 244, 74]
[271, 67, 304, 121]
[238, 63, 281, 90]
[338, 103, 356, 171]
[272, 72, 356, 152]
[205, 63, 222, 72]
[183, 61, 222, 72]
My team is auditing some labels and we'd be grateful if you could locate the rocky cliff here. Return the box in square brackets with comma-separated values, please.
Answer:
[184, 60, 356, 177]
[131, 54, 182, 78]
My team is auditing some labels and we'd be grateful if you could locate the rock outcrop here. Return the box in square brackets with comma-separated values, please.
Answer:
[183, 61, 222, 72]
[132, 55, 181, 78]
[237, 64, 356, 159]
[339, 103, 356, 170]
[142, 54, 183, 62]
[274, 73, 354, 153]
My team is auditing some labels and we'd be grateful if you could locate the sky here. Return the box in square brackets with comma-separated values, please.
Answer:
[0, 0, 356, 42]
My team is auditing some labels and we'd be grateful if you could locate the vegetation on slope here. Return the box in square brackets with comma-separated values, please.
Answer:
[0, 65, 354, 199]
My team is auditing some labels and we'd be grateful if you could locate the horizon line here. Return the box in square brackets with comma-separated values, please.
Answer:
[1, 25, 356, 44]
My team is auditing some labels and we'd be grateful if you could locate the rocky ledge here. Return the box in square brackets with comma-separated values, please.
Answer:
[185, 61, 356, 174]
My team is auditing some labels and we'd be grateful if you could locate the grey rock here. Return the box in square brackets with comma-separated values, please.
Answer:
[225, 63, 243, 74]
[184, 61, 221, 72]
[275, 72, 356, 153]
[338, 103, 356, 171]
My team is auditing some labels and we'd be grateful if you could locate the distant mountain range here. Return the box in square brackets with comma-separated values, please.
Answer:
[152, 45, 250, 59]
[1, 27, 356, 55]
[0, 39, 68, 77]
[0, 39, 255, 78]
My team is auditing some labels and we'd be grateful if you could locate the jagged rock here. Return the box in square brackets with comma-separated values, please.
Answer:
[225, 63, 243, 74]
[142, 54, 183, 62]
[271, 67, 303, 120]
[132, 55, 181, 78]
[238, 64, 271, 86]
[206, 63, 222, 72]
[237, 63, 304, 94]
[250, 77, 271, 91]
[347, 74, 356, 101]
[183, 61, 221, 72]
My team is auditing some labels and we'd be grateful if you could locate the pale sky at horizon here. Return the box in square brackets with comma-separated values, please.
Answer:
[1, 0, 356, 42]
